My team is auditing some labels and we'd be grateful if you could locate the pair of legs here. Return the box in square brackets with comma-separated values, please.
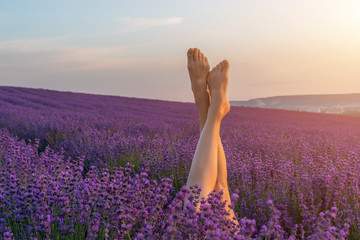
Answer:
[185, 48, 236, 221]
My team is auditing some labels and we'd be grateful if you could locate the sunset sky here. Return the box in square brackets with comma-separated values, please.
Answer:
[1, 1, 360, 102]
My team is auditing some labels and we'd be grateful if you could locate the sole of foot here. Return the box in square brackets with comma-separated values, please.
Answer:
[207, 60, 230, 118]
[187, 48, 210, 106]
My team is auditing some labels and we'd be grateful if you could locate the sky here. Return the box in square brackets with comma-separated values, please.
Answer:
[1, 0, 360, 102]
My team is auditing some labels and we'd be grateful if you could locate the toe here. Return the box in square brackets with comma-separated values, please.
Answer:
[187, 48, 194, 57]
[222, 60, 230, 71]
[187, 48, 193, 55]
[220, 60, 229, 72]
[216, 63, 221, 71]
[200, 52, 204, 61]
[220, 62, 224, 72]
[187, 48, 194, 62]
[194, 48, 199, 61]
[196, 49, 202, 61]
[205, 57, 209, 64]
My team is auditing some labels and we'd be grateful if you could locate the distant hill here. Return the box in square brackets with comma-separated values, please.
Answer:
[231, 94, 360, 115]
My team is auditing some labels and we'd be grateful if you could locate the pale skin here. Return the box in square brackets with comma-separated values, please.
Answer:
[186, 48, 236, 222]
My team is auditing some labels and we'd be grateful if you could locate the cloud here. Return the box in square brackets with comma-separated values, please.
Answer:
[0, 36, 131, 74]
[0, 35, 182, 75]
[116, 17, 183, 30]
[0, 36, 68, 52]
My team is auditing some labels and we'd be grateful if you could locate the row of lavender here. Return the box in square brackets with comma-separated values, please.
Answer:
[1, 86, 359, 239]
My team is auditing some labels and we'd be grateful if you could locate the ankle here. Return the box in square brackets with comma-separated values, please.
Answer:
[208, 106, 225, 121]
[208, 98, 230, 119]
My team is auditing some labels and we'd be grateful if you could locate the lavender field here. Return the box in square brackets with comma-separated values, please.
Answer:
[0, 86, 359, 239]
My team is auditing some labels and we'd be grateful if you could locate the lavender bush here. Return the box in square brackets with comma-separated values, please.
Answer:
[0, 86, 359, 239]
[0, 129, 267, 239]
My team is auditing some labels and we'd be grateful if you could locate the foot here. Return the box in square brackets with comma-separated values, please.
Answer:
[207, 60, 231, 119]
[187, 48, 210, 108]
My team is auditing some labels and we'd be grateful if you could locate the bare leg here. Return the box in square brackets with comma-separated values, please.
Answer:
[186, 57, 231, 207]
[214, 129, 236, 221]
[208, 61, 237, 222]
[187, 49, 236, 221]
